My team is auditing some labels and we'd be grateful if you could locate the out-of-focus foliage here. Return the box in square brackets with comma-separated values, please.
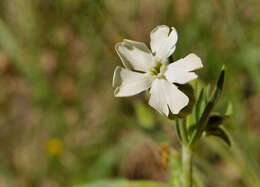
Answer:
[0, 0, 260, 187]
[79, 180, 168, 187]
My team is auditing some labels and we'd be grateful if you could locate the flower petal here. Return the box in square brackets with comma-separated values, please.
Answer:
[148, 79, 189, 116]
[167, 53, 203, 71]
[165, 71, 198, 84]
[150, 25, 170, 54]
[165, 53, 203, 84]
[113, 66, 152, 97]
[115, 39, 155, 72]
[150, 25, 178, 61]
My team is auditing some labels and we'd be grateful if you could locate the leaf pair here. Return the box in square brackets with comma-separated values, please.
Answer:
[205, 114, 231, 146]
[189, 66, 230, 148]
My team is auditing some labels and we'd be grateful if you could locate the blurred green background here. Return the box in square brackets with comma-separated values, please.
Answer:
[0, 0, 260, 186]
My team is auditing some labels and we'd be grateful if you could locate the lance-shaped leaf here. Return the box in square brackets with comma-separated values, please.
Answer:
[189, 67, 225, 147]
[195, 88, 206, 122]
[206, 127, 231, 146]
[211, 66, 225, 104]
[207, 113, 226, 129]
[188, 124, 196, 138]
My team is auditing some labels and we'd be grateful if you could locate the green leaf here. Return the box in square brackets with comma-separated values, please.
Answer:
[204, 85, 212, 106]
[195, 88, 206, 122]
[188, 125, 196, 136]
[206, 127, 231, 146]
[78, 180, 170, 187]
[210, 66, 225, 104]
[189, 67, 226, 147]
[189, 101, 215, 147]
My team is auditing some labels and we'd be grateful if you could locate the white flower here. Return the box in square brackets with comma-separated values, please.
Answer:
[113, 25, 203, 116]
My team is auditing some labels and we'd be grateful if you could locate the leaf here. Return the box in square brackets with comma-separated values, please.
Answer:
[206, 113, 225, 129]
[210, 66, 225, 104]
[189, 101, 214, 147]
[206, 127, 231, 146]
[195, 88, 206, 122]
[188, 125, 196, 136]
[77, 180, 170, 187]
[204, 84, 212, 104]
[189, 67, 226, 147]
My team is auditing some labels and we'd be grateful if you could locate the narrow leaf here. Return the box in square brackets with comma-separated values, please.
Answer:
[195, 88, 205, 121]
[211, 66, 225, 104]
[189, 67, 226, 147]
[206, 127, 231, 146]
[207, 114, 225, 129]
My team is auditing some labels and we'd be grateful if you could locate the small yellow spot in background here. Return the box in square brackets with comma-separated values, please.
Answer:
[159, 143, 170, 169]
[47, 138, 64, 156]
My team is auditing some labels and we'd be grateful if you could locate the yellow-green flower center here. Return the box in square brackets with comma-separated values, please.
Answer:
[151, 62, 163, 76]
[150, 62, 167, 78]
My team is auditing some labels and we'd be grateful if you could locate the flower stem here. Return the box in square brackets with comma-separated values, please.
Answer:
[179, 118, 188, 145]
[182, 146, 193, 187]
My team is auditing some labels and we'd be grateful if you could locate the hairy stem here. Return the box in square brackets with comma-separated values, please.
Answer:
[182, 146, 193, 187]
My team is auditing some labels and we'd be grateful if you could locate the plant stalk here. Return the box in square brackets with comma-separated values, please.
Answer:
[182, 146, 193, 187]
[179, 118, 188, 145]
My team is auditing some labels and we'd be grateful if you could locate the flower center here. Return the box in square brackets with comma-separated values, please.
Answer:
[151, 62, 162, 75]
[150, 62, 166, 78]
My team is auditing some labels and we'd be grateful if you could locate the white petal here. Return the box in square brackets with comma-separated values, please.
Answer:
[115, 39, 155, 72]
[150, 25, 170, 54]
[165, 53, 203, 84]
[165, 70, 198, 84]
[150, 25, 178, 61]
[148, 79, 189, 116]
[167, 53, 203, 71]
[113, 66, 152, 97]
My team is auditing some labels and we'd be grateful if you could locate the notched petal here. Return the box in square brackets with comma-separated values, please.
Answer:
[148, 79, 189, 116]
[112, 67, 152, 97]
[150, 25, 170, 53]
[165, 53, 203, 84]
[115, 40, 154, 72]
[150, 25, 178, 60]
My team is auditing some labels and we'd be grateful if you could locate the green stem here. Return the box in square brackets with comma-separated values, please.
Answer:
[189, 101, 214, 147]
[182, 146, 193, 187]
[179, 118, 188, 145]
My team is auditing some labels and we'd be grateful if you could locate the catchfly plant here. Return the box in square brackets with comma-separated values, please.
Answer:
[113, 25, 203, 116]
[112, 25, 231, 187]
